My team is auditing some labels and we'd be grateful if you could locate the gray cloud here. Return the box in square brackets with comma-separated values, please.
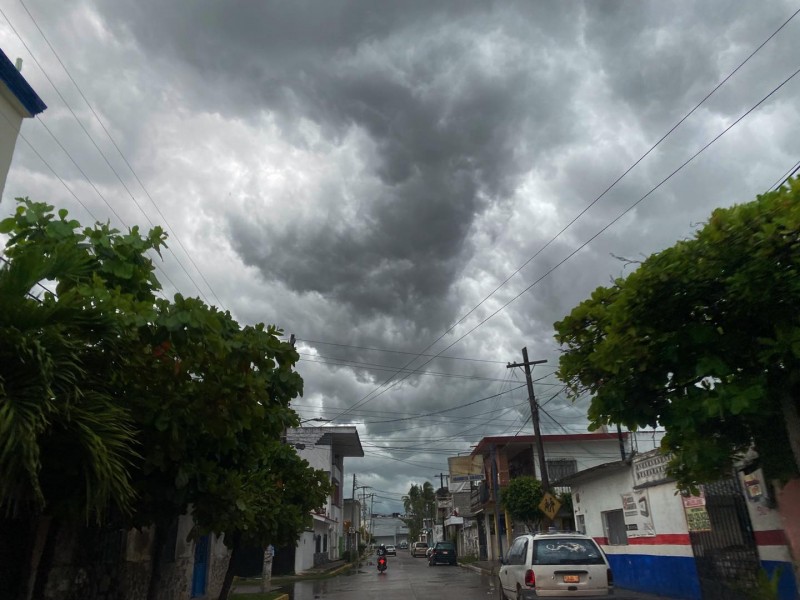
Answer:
[3, 0, 799, 512]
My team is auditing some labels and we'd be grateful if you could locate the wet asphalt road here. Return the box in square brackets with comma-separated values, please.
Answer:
[278, 552, 671, 600]
[283, 551, 495, 600]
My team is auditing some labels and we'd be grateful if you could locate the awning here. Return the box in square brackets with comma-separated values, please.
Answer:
[445, 516, 464, 527]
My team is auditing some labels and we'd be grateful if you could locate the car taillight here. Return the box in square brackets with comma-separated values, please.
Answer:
[607, 568, 614, 586]
[524, 569, 536, 587]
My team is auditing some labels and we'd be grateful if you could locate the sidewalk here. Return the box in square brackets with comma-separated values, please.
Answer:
[461, 559, 681, 600]
[232, 559, 352, 595]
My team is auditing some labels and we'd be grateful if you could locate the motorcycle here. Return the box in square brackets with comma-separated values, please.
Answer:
[377, 555, 387, 573]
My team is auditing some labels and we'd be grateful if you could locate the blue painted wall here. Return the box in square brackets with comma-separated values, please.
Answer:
[762, 560, 798, 600]
[606, 553, 701, 600]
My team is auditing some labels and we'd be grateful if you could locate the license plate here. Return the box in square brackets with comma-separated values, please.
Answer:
[563, 575, 580, 583]
[442, 551, 449, 554]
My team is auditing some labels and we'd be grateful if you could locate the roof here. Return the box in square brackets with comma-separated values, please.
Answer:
[287, 425, 364, 457]
[471, 432, 629, 457]
[553, 459, 630, 486]
[0, 49, 46, 117]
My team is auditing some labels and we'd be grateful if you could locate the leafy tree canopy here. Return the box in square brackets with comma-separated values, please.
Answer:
[402, 481, 436, 540]
[555, 180, 800, 489]
[501, 476, 544, 532]
[0, 198, 328, 548]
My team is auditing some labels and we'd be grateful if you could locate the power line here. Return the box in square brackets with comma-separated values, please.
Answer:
[298, 353, 538, 383]
[323, 8, 799, 425]
[296, 338, 515, 364]
[5, 3, 223, 308]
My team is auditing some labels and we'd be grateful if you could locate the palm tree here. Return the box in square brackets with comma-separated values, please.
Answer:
[0, 244, 138, 598]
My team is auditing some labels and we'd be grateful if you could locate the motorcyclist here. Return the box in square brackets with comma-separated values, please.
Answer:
[377, 544, 387, 557]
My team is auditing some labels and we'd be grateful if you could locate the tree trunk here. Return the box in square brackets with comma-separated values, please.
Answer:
[29, 517, 58, 600]
[146, 522, 165, 600]
[779, 391, 800, 476]
[260, 545, 274, 593]
[217, 533, 241, 600]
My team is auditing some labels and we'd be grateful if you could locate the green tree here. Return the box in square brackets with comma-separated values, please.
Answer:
[554, 180, 800, 489]
[0, 199, 327, 600]
[402, 481, 436, 540]
[501, 476, 545, 532]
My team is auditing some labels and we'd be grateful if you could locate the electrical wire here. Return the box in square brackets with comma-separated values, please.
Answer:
[323, 9, 800, 425]
[5, 3, 224, 307]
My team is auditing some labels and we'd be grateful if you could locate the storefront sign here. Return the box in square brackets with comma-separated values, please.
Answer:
[621, 490, 655, 537]
[684, 506, 711, 531]
[632, 451, 673, 488]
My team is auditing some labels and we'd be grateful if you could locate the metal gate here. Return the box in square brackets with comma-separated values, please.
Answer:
[689, 476, 761, 600]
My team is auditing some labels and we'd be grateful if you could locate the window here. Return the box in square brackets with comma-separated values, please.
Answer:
[532, 538, 605, 565]
[602, 509, 628, 545]
[509, 539, 528, 565]
[547, 459, 578, 482]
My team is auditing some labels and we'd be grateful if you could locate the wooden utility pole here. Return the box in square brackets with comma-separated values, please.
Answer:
[507, 348, 550, 491]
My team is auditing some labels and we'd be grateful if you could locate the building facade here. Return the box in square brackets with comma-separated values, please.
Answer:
[284, 426, 363, 573]
[0, 48, 46, 199]
[469, 431, 663, 561]
[564, 449, 798, 600]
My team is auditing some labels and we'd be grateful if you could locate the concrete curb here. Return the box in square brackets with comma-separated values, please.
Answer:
[272, 595, 289, 600]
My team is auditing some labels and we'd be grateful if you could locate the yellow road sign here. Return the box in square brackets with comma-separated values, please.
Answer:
[539, 492, 561, 520]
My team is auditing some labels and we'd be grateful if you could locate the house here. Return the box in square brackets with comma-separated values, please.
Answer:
[469, 431, 663, 561]
[279, 426, 363, 574]
[0, 47, 46, 197]
[371, 515, 409, 548]
[342, 498, 362, 557]
[561, 449, 798, 600]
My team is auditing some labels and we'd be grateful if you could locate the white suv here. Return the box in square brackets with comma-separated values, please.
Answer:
[497, 532, 613, 598]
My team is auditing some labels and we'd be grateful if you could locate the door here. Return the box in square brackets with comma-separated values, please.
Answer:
[689, 477, 761, 600]
[191, 534, 210, 597]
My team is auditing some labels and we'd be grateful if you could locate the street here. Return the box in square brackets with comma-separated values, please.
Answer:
[277, 552, 675, 600]
[282, 551, 492, 600]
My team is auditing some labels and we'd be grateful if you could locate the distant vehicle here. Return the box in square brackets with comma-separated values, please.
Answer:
[398, 541, 408, 549]
[411, 541, 429, 557]
[428, 541, 457, 566]
[497, 532, 613, 598]
[385, 544, 397, 556]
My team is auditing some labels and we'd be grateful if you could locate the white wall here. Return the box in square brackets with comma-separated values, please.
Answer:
[0, 93, 23, 199]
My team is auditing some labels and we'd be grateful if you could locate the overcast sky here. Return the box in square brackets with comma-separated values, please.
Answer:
[2, 1, 799, 514]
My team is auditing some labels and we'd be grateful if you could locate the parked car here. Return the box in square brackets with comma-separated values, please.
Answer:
[411, 542, 429, 557]
[428, 541, 457, 566]
[385, 544, 396, 556]
[497, 532, 613, 599]
[398, 541, 408, 550]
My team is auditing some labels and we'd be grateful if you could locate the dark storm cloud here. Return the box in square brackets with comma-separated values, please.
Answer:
[88, 0, 589, 329]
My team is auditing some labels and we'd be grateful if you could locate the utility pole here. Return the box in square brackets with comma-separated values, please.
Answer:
[616, 424, 626, 461]
[490, 443, 504, 558]
[507, 348, 550, 491]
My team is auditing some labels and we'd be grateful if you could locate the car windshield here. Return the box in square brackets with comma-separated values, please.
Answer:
[436, 542, 455, 550]
[417, 543, 428, 548]
[532, 539, 605, 566]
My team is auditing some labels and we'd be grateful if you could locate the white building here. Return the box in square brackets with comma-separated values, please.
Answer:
[470, 431, 664, 561]
[285, 426, 363, 573]
[0, 48, 46, 198]
[562, 449, 798, 600]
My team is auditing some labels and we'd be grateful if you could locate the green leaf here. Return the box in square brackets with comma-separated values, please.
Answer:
[0, 217, 15, 234]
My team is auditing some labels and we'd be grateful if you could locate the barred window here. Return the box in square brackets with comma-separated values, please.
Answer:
[547, 459, 578, 482]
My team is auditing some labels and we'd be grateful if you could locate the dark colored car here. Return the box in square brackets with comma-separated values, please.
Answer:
[428, 541, 457, 566]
